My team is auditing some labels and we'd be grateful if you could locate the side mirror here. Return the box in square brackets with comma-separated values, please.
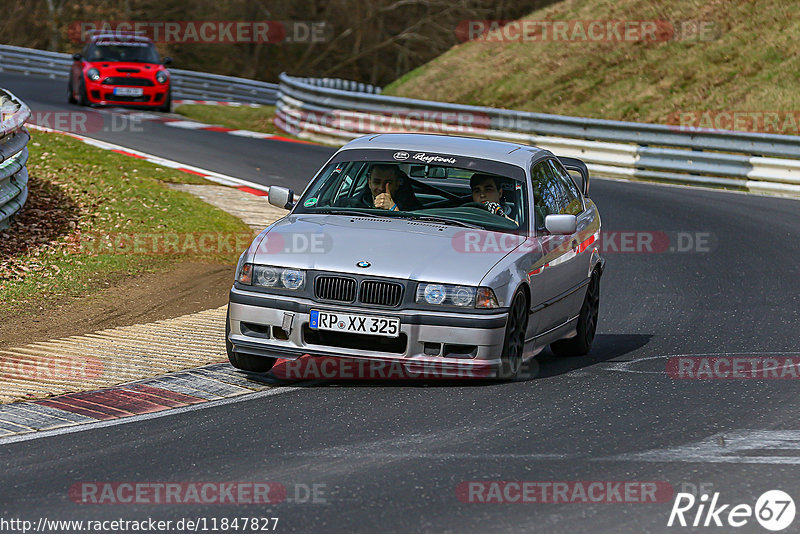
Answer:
[268, 187, 295, 210]
[162, 57, 173, 66]
[544, 214, 577, 235]
[73, 53, 82, 61]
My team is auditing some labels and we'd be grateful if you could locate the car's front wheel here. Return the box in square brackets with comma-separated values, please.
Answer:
[158, 89, 171, 113]
[550, 271, 600, 357]
[498, 290, 528, 379]
[225, 310, 277, 373]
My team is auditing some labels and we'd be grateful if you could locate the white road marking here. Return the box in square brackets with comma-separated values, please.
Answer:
[604, 430, 800, 464]
[163, 120, 210, 130]
[228, 130, 274, 139]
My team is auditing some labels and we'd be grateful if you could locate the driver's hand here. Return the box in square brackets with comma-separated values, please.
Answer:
[483, 201, 503, 215]
[374, 183, 396, 210]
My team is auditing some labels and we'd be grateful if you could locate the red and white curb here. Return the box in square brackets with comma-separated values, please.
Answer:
[0, 363, 283, 441]
[27, 123, 273, 197]
[101, 105, 315, 144]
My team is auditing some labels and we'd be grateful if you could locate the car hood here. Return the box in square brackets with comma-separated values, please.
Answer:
[91, 62, 163, 75]
[250, 215, 516, 286]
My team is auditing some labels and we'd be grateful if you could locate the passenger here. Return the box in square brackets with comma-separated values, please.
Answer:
[469, 173, 515, 223]
[341, 164, 422, 211]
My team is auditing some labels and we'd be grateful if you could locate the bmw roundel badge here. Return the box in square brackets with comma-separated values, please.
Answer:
[356, 261, 371, 268]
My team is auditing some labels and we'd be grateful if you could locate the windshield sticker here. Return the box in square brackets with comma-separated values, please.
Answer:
[412, 153, 457, 165]
[96, 41, 149, 47]
[393, 151, 409, 161]
[304, 197, 318, 207]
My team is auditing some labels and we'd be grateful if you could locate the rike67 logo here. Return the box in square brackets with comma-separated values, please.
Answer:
[668, 490, 795, 531]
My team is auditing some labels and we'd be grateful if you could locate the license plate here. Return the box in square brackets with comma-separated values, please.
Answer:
[309, 310, 400, 338]
[113, 87, 143, 97]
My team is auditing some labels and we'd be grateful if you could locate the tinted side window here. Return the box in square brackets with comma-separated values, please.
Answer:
[531, 161, 567, 229]
[547, 159, 583, 215]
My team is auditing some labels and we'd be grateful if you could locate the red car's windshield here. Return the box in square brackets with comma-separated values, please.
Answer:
[87, 42, 161, 64]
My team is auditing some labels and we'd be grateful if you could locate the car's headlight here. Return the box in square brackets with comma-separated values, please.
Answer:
[155, 70, 168, 84]
[87, 68, 101, 82]
[416, 283, 479, 307]
[238, 263, 305, 290]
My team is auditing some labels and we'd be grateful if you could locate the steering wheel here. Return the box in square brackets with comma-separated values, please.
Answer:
[462, 201, 489, 210]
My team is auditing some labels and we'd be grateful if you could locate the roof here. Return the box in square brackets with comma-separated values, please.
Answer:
[340, 133, 549, 166]
[88, 33, 154, 44]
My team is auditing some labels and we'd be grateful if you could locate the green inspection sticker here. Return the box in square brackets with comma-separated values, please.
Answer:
[304, 198, 318, 207]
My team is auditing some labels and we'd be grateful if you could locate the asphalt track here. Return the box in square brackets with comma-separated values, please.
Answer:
[2, 72, 800, 533]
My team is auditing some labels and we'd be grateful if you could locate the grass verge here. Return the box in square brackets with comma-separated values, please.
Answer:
[0, 130, 253, 318]
[384, 0, 800, 129]
[175, 104, 285, 135]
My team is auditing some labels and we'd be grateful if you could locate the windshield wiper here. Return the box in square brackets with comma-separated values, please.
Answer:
[405, 215, 483, 229]
[316, 209, 388, 218]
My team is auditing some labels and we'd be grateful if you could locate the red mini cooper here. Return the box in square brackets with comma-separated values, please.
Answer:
[68, 32, 172, 112]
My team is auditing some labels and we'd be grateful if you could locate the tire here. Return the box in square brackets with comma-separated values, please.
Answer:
[77, 79, 88, 107]
[498, 291, 528, 379]
[158, 89, 171, 113]
[550, 271, 600, 357]
[67, 79, 77, 104]
[225, 309, 277, 372]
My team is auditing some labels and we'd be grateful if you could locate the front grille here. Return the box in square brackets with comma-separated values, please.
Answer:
[315, 276, 357, 302]
[360, 280, 403, 307]
[102, 77, 154, 86]
[303, 325, 407, 353]
[103, 93, 150, 102]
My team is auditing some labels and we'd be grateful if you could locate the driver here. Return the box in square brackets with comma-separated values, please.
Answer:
[469, 173, 515, 223]
[339, 164, 422, 211]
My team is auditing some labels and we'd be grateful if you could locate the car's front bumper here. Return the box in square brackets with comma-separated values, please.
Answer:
[84, 81, 169, 107]
[227, 287, 509, 377]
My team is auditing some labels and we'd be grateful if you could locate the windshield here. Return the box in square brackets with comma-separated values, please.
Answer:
[88, 42, 161, 63]
[294, 150, 528, 233]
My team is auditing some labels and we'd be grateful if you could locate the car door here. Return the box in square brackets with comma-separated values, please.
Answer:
[527, 158, 584, 335]
[547, 158, 594, 313]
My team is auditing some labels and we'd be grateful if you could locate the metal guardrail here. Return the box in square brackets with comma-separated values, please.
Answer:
[0, 44, 279, 105]
[0, 89, 31, 230]
[2, 45, 798, 196]
[276, 73, 800, 196]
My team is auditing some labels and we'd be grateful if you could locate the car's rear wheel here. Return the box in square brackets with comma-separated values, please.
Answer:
[67, 79, 77, 104]
[77, 79, 88, 107]
[550, 271, 600, 357]
[498, 291, 528, 379]
[225, 309, 277, 373]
